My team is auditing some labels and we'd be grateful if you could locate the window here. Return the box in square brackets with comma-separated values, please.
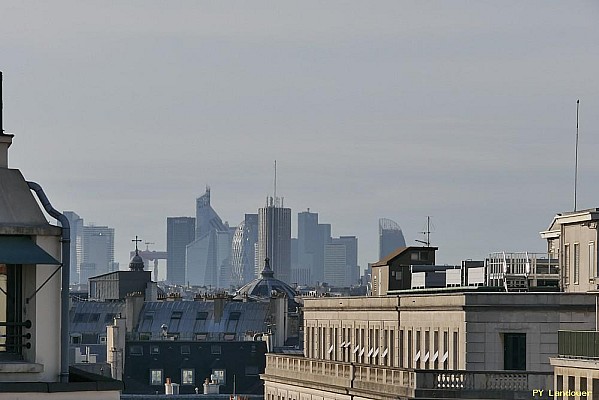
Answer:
[143, 312, 154, 321]
[574, 243, 580, 284]
[245, 365, 259, 376]
[211, 344, 221, 355]
[171, 311, 183, 319]
[70, 334, 81, 345]
[399, 330, 404, 368]
[104, 313, 116, 323]
[433, 330, 439, 369]
[182, 369, 194, 385]
[180, 345, 190, 355]
[73, 313, 88, 323]
[130, 345, 143, 356]
[503, 333, 526, 370]
[590, 242, 595, 282]
[564, 244, 570, 285]
[452, 331, 459, 369]
[150, 369, 163, 385]
[407, 330, 412, 368]
[150, 345, 160, 355]
[568, 376, 575, 392]
[443, 331, 449, 369]
[0, 264, 25, 360]
[89, 313, 100, 322]
[229, 311, 241, 320]
[212, 369, 225, 384]
[196, 311, 208, 320]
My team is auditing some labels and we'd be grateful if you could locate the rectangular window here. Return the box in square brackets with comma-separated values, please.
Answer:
[564, 244, 570, 285]
[245, 365, 260, 376]
[196, 311, 208, 320]
[503, 333, 526, 370]
[150, 345, 159, 355]
[568, 376, 575, 392]
[574, 243, 580, 284]
[229, 311, 241, 320]
[212, 369, 225, 384]
[399, 329, 404, 368]
[1, 264, 26, 360]
[171, 311, 183, 319]
[389, 329, 394, 367]
[433, 330, 439, 369]
[150, 369, 163, 385]
[424, 330, 430, 369]
[181, 345, 190, 355]
[590, 242, 595, 282]
[130, 345, 143, 356]
[182, 369, 194, 385]
[415, 330, 421, 368]
[443, 331, 449, 369]
[407, 330, 412, 368]
[452, 331, 459, 370]
[211, 344, 221, 355]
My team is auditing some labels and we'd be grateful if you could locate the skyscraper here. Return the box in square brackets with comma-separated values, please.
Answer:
[295, 210, 332, 285]
[257, 197, 291, 283]
[186, 187, 232, 288]
[379, 218, 406, 260]
[80, 225, 116, 282]
[324, 235, 358, 287]
[166, 217, 196, 285]
[231, 213, 258, 287]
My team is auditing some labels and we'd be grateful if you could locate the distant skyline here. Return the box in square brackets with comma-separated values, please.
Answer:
[2, 1, 599, 270]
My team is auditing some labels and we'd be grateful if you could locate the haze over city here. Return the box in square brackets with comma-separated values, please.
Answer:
[2, 1, 599, 270]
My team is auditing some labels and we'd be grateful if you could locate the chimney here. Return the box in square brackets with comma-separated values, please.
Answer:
[0, 71, 14, 168]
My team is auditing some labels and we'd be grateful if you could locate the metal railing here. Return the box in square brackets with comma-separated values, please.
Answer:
[0, 320, 32, 351]
[558, 330, 599, 358]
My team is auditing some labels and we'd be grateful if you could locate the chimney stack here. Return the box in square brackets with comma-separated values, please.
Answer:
[0, 71, 14, 168]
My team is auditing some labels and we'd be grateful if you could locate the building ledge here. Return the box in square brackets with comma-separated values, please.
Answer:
[0, 361, 44, 373]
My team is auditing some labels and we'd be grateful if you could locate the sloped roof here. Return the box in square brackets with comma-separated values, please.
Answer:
[135, 300, 270, 336]
[0, 168, 49, 226]
[371, 246, 439, 267]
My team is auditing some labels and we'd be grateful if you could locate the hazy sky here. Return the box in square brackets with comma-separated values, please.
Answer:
[2, 1, 599, 271]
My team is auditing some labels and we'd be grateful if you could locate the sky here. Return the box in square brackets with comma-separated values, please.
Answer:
[2, 1, 599, 272]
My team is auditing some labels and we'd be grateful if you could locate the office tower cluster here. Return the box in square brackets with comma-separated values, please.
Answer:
[292, 209, 359, 287]
[64, 211, 118, 284]
[165, 188, 360, 289]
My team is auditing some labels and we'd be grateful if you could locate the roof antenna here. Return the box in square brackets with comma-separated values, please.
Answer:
[574, 99, 580, 212]
[1, 71, 3, 134]
[273, 160, 278, 207]
[415, 216, 432, 247]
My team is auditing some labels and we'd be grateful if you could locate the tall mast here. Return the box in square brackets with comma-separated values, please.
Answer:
[574, 99, 580, 212]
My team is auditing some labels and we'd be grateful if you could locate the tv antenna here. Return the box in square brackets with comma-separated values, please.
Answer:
[574, 99, 580, 212]
[415, 216, 432, 247]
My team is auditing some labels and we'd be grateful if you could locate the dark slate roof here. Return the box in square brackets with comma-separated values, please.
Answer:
[134, 300, 270, 339]
[70, 301, 126, 334]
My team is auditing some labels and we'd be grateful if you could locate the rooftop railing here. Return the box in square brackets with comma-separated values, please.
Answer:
[558, 330, 599, 359]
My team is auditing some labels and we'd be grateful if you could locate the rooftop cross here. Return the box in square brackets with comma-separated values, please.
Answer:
[132, 235, 142, 254]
